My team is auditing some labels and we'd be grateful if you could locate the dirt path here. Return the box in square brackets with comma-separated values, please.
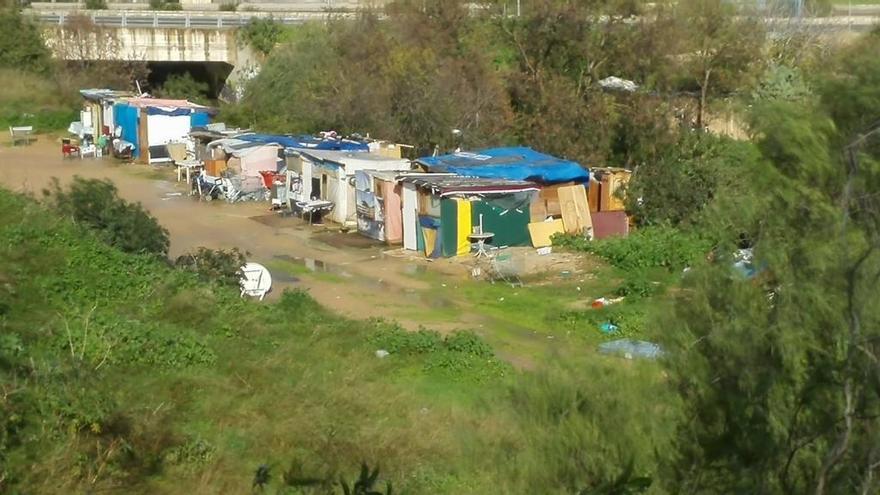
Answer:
[0, 142, 451, 319]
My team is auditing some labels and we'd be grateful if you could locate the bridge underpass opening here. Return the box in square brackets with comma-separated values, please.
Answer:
[146, 61, 233, 101]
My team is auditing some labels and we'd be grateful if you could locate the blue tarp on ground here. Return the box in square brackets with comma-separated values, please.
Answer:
[416, 147, 589, 184]
[239, 134, 370, 152]
[598, 339, 664, 360]
[113, 103, 140, 158]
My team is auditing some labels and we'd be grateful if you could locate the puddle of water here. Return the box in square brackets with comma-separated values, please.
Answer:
[404, 264, 428, 276]
[272, 254, 354, 278]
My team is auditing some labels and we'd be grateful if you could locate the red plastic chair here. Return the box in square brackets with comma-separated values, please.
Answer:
[62, 142, 80, 159]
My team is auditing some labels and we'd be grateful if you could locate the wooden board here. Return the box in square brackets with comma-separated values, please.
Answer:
[588, 178, 600, 212]
[528, 219, 565, 247]
[558, 184, 593, 234]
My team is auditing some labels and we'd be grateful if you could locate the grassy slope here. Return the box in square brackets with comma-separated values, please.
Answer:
[0, 189, 675, 494]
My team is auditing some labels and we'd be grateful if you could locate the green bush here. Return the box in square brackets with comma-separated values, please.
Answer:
[239, 17, 284, 55]
[175, 247, 246, 287]
[158, 72, 209, 103]
[85, 0, 108, 9]
[555, 225, 711, 271]
[0, 108, 79, 133]
[43, 177, 170, 257]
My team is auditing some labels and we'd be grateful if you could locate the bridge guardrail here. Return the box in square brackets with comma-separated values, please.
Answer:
[34, 10, 339, 29]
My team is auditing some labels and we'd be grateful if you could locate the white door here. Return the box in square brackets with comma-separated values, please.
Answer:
[402, 182, 418, 250]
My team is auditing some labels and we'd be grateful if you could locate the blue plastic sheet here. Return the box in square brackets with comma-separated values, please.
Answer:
[190, 111, 211, 128]
[417, 147, 589, 184]
[239, 134, 369, 152]
[113, 103, 140, 158]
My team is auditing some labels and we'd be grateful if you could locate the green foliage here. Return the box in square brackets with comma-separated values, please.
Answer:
[149, 0, 182, 10]
[157, 72, 209, 103]
[43, 177, 170, 257]
[556, 225, 711, 271]
[370, 323, 509, 381]
[218, 1, 238, 11]
[752, 64, 812, 102]
[0, 108, 79, 132]
[84, 0, 108, 9]
[659, 40, 880, 493]
[0, 9, 53, 74]
[625, 132, 759, 227]
[174, 247, 246, 287]
[501, 363, 675, 493]
[238, 17, 284, 55]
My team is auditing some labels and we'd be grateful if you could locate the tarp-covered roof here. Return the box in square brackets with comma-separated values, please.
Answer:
[207, 138, 280, 157]
[399, 174, 540, 197]
[299, 149, 407, 165]
[80, 89, 135, 102]
[416, 147, 588, 184]
[123, 97, 211, 110]
[240, 134, 369, 152]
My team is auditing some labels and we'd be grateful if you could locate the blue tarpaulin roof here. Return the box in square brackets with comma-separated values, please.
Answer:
[416, 147, 589, 184]
[238, 134, 369, 152]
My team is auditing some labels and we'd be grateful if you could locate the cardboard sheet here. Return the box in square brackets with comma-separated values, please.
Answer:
[558, 184, 592, 234]
[528, 219, 565, 247]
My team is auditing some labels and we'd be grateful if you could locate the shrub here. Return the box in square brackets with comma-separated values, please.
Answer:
[85, 0, 108, 9]
[158, 72, 209, 103]
[43, 177, 170, 257]
[555, 225, 711, 271]
[174, 247, 246, 287]
[238, 17, 284, 55]
[219, 1, 238, 12]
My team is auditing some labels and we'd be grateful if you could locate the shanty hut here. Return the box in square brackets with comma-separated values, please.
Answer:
[288, 149, 411, 226]
[398, 175, 540, 258]
[78, 89, 135, 140]
[112, 97, 213, 163]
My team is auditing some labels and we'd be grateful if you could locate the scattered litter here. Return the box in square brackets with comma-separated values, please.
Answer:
[598, 76, 639, 92]
[547, 335, 554, 339]
[375, 349, 390, 359]
[598, 339, 663, 360]
[471, 267, 482, 278]
[498, 297, 505, 302]
[164, 192, 182, 197]
[599, 322, 619, 334]
[420, 407, 430, 415]
[576, 286, 581, 291]
[441, 283, 447, 287]
[561, 270, 572, 278]
[592, 296, 625, 309]
[536, 246, 552, 256]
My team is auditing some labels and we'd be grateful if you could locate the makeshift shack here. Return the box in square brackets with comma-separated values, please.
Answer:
[199, 138, 283, 201]
[398, 175, 540, 258]
[112, 98, 213, 163]
[79, 89, 135, 140]
[355, 170, 404, 244]
[288, 150, 411, 226]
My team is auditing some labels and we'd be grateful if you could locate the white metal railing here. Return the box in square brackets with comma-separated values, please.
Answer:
[37, 10, 337, 29]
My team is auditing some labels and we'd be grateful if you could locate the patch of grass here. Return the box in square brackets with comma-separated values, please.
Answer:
[0, 188, 674, 493]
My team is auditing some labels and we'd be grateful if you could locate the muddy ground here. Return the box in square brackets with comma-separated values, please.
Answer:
[0, 140, 601, 367]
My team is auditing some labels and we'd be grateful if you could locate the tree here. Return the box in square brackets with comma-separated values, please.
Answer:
[158, 72, 210, 103]
[48, 14, 148, 92]
[675, 0, 765, 128]
[659, 43, 880, 494]
[0, 9, 52, 74]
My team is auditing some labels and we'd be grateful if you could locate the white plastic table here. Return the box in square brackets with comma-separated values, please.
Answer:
[468, 232, 495, 258]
